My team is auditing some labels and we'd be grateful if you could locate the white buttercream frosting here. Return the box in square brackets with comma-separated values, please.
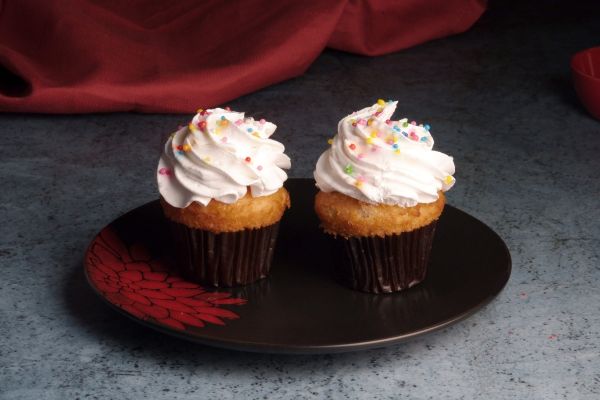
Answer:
[158, 108, 291, 207]
[314, 101, 455, 207]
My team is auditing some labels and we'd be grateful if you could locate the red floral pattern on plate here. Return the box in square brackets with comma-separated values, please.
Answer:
[85, 227, 246, 331]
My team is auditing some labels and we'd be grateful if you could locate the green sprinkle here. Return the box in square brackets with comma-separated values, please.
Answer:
[344, 164, 354, 175]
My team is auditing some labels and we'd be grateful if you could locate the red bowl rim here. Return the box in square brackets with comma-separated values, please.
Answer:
[571, 46, 600, 81]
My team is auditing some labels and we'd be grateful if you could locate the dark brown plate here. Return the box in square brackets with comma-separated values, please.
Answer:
[84, 178, 511, 354]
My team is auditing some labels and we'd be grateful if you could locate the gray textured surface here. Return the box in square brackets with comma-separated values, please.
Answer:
[1, 1, 600, 399]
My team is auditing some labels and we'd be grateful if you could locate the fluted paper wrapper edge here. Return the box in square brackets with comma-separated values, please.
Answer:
[331, 222, 438, 294]
[168, 221, 280, 287]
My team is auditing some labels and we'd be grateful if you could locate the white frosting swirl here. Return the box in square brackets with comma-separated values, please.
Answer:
[314, 101, 455, 207]
[158, 108, 291, 207]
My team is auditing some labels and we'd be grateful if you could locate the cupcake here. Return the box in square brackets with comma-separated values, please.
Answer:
[314, 100, 455, 293]
[157, 107, 291, 287]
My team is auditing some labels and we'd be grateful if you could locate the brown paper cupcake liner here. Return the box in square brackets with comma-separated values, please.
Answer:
[168, 221, 280, 287]
[330, 222, 438, 294]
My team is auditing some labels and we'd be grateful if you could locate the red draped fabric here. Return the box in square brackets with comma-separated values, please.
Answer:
[0, 0, 486, 113]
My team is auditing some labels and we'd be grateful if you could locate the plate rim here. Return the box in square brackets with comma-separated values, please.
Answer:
[84, 264, 507, 354]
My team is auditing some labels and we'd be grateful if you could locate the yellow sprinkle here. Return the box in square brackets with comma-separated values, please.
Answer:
[370, 131, 378, 138]
[214, 127, 221, 134]
[188, 123, 196, 131]
[366, 137, 373, 144]
[220, 119, 229, 127]
[355, 180, 363, 188]
[394, 149, 401, 155]
[350, 119, 357, 125]
[253, 132, 260, 137]
[182, 144, 191, 152]
[377, 99, 385, 106]
[204, 156, 211, 163]
[367, 118, 374, 126]
[444, 176, 453, 185]
[327, 138, 333, 145]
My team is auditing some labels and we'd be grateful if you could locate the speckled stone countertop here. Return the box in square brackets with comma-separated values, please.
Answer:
[1, 1, 599, 399]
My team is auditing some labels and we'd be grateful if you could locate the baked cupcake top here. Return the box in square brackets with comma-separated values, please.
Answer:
[314, 100, 455, 207]
[158, 108, 291, 207]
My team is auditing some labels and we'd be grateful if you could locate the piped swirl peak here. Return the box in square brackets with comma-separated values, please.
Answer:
[158, 107, 291, 208]
[314, 100, 455, 207]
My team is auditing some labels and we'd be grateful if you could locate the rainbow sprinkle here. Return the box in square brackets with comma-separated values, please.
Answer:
[355, 175, 366, 188]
